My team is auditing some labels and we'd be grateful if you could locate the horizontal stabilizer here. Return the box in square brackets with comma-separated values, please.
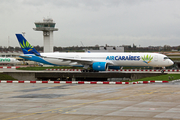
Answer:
[19, 55, 32, 58]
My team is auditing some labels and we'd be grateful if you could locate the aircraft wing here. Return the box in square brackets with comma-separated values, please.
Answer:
[42, 55, 93, 64]
[41, 55, 114, 65]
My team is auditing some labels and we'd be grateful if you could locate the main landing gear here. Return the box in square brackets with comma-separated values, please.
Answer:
[81, 69, 99, 73]
[81, 65, 99, 73]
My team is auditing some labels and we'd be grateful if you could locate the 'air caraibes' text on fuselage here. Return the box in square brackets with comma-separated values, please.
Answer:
[106, 55, 140, 61]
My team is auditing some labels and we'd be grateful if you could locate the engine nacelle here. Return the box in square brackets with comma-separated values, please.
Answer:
[92, 62, 107, 71]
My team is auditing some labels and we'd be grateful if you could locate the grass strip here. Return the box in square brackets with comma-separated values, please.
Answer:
[132, 74, 180, 82]
[0, 73, 17, 80]
[16, 66, 83, 71]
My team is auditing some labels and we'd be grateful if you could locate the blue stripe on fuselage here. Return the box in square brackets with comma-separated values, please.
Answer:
[20, 55, 84, 67]
[20, 55, 57, 66]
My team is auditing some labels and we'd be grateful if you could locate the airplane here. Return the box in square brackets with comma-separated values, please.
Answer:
[15, 34, 174, 73]
[0, 57, 20, 65]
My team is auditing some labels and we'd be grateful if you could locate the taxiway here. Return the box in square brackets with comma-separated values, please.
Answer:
[0, 82, 180, 120]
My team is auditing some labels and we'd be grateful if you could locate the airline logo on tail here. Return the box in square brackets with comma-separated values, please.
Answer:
[20, 40, 33, 52]
[16, 34, 40, 56]
[141, 55, 153, 64]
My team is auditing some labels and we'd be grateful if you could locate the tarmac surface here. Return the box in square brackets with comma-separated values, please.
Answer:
[0, 82, 180, 120]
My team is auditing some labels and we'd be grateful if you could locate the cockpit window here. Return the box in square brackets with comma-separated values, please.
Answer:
[164, 57, 169, 59]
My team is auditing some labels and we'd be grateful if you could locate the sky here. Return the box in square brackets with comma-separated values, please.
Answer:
[1, 0, 180, 47]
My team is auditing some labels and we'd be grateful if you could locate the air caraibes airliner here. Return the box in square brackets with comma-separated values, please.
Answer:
[15, 34, 174, 73]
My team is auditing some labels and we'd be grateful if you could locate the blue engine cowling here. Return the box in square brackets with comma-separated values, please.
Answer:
[92, 62, 107, 71]
[108, 66, 121, 70]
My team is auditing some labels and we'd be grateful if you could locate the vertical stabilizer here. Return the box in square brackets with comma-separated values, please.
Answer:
[15, 34, 40, 56]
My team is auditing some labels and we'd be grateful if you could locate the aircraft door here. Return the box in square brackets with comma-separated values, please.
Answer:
[154, 55, 158, 61]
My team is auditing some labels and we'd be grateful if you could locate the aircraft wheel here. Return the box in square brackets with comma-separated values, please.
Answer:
[81, 69, 89, 73]
[81, 69, 99, 73]
[161, 69, 165, 73]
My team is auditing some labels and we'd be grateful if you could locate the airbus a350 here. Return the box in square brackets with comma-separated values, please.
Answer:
[16, 34, 174, 73]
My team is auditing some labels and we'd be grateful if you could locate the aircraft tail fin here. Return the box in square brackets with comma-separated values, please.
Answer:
[15, 34, 40, 56]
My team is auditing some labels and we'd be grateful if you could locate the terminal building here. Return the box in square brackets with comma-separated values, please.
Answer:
[0, 51, 22, 58]
[87, 46, 124, 52]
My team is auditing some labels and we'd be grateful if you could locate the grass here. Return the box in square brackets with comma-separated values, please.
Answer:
[16, 66, 83, 70]
[0, 73, 17, 80]
[132, 74, 180, 82]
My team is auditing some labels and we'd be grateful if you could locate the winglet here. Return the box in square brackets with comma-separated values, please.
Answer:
[15, 34, 40, 56]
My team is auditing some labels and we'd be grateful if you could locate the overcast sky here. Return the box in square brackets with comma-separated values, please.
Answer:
[1, 0, 180, 47]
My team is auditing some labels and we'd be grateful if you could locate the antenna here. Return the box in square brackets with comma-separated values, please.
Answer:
[80, 41, 84, 47]
[80, 41, 88, 52]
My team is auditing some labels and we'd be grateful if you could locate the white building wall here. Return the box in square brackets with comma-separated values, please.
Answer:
[43, 31, 53, 52]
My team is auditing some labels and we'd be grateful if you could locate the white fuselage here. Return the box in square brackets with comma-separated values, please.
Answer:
[37, 52, 173, 67]
[0, 57, 20, 64]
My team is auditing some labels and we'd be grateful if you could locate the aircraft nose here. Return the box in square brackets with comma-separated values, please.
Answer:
[169, 60, 174, 66]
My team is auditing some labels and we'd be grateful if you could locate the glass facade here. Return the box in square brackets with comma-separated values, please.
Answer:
[35, 23, 55, 28]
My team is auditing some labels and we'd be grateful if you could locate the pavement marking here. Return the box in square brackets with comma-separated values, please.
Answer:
[1, 80, 175, 84]
[2, 89, 159, 120]
[2, 113, 37, 120]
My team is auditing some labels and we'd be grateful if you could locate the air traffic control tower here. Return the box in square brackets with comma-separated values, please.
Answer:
[33, 18, 58, 52]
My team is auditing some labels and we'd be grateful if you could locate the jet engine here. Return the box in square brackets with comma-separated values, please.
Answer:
[92, 62, 107, 71]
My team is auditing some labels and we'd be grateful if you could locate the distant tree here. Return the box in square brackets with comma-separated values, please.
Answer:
[34, 45, 43, 52]
[163, 45, 171, 51]
[95, 44, 99, 47]
[15, 47, 21, 52]
[0, 46, 2, 52]
[8, 46, 14, 52]
[177, 46, 180, 51]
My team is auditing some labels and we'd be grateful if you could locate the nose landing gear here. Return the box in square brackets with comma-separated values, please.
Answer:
[161, 67, 165, 73]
